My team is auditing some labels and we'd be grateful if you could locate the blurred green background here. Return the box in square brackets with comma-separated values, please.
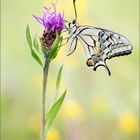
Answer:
[1, 0, 139, 140]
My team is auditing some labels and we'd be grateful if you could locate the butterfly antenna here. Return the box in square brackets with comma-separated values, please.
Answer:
[73, 0, 77, 21]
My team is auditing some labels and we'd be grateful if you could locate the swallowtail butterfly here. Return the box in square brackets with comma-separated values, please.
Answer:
[64, 0, 133, 76]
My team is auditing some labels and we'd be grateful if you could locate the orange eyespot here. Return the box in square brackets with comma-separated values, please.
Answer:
[86, 59, 94, 67]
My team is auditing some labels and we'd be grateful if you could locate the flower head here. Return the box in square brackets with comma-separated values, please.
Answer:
[33, 3, 64, 51]
[33, 3, 64, 33]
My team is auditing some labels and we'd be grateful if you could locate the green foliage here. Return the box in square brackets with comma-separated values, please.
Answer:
[52, 65, 64, 104]
[33, 36, 40, 52]
[31, 50, 43, 67]
[56, 65, 63, 92]
[26, 24, 32, 49]
[46, 90, 67, 131]
[26, 25, 66, 138]
[49, 35, 62, 61]
[26, 24, 43, 67]
[46, 65, 66, 132]
[45, 64, 66, 137]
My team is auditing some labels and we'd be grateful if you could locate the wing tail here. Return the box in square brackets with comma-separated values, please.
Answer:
[93, 61, 111, 76]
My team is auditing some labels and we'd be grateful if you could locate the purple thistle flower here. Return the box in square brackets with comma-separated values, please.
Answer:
[33, 3, 64, 33]
[33, 3, 64, 52]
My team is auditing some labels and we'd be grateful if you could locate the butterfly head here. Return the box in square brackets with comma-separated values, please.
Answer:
[72, 19, 76, 24]
[68, 19, 77, 28]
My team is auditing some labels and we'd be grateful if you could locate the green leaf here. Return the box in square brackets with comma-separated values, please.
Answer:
[33, 36, 40, 52]
[46, 90, 67, 130]
[56, 65, 63, 92]
[26, 25, 42, 67]
[26, 24, 32, 49]
[49, 35, 62, 60]
[31, 50, 43, 67]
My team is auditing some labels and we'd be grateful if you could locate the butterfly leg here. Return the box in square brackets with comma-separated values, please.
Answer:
[58, 37, 69, 48]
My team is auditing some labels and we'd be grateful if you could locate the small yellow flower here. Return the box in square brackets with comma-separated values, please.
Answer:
[60, 100, 85, 121]
[46, 128, 61, 140]
[119, 113, 138, 135]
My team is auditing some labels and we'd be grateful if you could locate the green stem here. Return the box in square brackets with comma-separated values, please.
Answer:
[41, 57, 50, 140]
